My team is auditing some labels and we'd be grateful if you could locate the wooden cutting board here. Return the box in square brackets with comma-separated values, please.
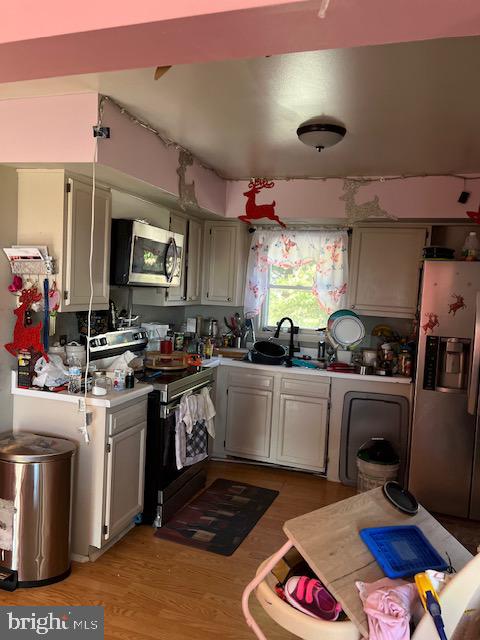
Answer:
[213, 347, 248, 360]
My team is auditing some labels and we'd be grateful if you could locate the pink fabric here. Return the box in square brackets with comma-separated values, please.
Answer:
[356, 578, 419, 640]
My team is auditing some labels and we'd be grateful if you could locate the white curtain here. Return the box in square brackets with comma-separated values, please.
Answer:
[244, 229, 349, 319]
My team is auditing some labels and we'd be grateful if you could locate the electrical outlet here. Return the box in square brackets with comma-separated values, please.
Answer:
[78, 397, 87, 413]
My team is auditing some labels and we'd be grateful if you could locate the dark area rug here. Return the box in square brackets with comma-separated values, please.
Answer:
[154, 478, 279, 555]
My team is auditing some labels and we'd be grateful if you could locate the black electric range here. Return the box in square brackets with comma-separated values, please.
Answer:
[138, 366, 214, 404]
[86, 329, 215, 528]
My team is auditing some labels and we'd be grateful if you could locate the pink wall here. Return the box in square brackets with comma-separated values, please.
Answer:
[2, 1, 480, 83]
[0, 93, 225, 215]
[0, 1, 301, 42]
[226, 177, 480, 221]
[0, 94, 97, 163]
[98, 100, 226, 215]
[2, 92, 479, 222]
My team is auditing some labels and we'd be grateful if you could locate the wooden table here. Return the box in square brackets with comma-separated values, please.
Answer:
[242, 487, 473, 639]
[283, 487, 473, 637]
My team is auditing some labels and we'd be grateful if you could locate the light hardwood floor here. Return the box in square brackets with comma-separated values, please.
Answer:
[0, 462, 356, 639]
[1, 462, 477, 639]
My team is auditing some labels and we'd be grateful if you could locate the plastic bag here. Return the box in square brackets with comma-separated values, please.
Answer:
[33, 354, 69, 388]
[106, 350, 142, 371]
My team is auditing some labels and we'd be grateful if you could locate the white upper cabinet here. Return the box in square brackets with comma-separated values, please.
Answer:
[64, 178, 111, 309]
[348, 225, 429, 318]
[17, 169, 111, 312]
[202, 221, 248, 306]
[186, 218, 202, 303]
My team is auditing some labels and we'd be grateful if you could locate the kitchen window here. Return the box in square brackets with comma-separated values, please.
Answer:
[244, 229, 349, 331]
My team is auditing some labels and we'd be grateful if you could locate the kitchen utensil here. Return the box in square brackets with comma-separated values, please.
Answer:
[248, 340, 287, 366]
[48, 282, 60, 336]
[327, 310, 365, 348]
[43, 278, 49, 351]
[203, 318, 216, 337]
[362, 349, 377, 366]
[336, 349, 352, 364]
[144, 351, 200, 370]
[327, 309, 357, 330]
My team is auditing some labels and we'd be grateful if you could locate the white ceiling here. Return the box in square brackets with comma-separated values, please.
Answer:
[1, 36, 480, 179]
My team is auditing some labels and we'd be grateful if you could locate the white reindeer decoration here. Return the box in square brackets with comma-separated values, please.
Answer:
[340, 179, 397, 224]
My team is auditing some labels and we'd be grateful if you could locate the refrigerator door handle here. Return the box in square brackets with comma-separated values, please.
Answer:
[467, 292, 480, 415]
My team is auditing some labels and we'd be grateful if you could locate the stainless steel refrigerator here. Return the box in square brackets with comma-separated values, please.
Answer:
[410, 261, 480, 519]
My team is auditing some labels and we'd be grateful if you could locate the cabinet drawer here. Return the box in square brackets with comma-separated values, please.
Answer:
[228, 370, 274, 390]
[280, 376, 330, 398]
[109, 400, 147, 436]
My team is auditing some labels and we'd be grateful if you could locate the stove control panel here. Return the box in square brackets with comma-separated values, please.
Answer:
[87, 328, 148, 357]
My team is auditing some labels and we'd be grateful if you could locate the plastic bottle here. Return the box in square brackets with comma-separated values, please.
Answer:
[462, 231, 479, 261]
[125, 368, 135, 389]
[204, 338, 213, 359]
[67, 355, 82, 394]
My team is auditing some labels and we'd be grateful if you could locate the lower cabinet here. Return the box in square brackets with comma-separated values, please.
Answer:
[276, 395, 329, 472]
[103, 405, 147, 542]
[220, 367, 330, 472]
[225, 386, 272, 460]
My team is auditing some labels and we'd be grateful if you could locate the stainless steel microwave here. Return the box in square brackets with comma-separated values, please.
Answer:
[110, 219, 184, 287]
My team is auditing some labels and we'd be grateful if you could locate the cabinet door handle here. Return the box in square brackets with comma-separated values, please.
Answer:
[227, 297, 232, 302]
[351, 304, 356, 308]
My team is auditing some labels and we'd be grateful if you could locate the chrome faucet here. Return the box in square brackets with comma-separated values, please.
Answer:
[274, 317, 295, 367]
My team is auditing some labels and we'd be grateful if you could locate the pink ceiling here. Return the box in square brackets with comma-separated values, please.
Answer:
[1, 1, 480, 83]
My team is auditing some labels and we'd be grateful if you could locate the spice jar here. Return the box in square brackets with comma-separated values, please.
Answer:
[398, 349, 412, 377]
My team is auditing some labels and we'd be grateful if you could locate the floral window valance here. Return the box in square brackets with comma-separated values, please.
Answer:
[244, 229, 349, 321]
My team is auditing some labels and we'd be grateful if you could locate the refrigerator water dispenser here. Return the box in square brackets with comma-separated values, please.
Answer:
[423, 336, 470, 392]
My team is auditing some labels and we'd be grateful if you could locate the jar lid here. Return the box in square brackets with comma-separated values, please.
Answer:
[0, 432, 76, 463]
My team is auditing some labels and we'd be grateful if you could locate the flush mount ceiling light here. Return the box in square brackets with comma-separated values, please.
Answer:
[296, 120, 347, 152]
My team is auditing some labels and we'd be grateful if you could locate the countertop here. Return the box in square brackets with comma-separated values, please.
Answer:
[202, 357, 412, 384]
[11, 372, 153, 408]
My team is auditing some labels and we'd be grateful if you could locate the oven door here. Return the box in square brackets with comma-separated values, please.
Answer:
[129, 221, 183, 287]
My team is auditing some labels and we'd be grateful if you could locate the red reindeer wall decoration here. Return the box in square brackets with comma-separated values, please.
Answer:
[422, 312, 440, 335]
[239, 178, 286, 228]
[448, 294, 466, 316]
[466, 205, 480, 224]
[5, 287, 48, 359]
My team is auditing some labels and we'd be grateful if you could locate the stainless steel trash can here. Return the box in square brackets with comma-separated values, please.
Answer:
[0, 432, 76, 590]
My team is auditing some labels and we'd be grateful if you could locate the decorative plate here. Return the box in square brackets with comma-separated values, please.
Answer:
[328, 310, 365, 347]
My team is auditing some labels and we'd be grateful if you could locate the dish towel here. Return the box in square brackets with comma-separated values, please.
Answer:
[175, 389, 216, 469]
[198, 387, 216, 438]
[356, 578, 419, 640]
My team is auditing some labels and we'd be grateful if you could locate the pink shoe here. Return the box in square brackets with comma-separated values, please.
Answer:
[285, 576, 342, 621]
